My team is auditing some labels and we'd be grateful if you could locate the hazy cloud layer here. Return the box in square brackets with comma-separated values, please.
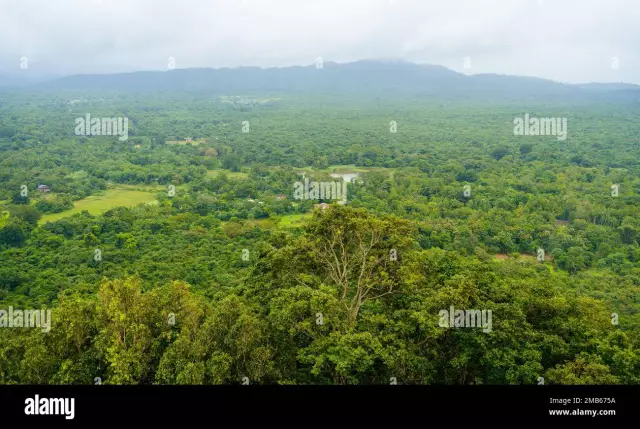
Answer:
[0, 0, 637, 83]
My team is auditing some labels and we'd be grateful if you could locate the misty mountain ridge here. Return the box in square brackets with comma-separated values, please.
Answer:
[2, 59, 638, 101]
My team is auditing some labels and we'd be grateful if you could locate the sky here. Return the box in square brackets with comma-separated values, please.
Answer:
[0, 0, 638, 84]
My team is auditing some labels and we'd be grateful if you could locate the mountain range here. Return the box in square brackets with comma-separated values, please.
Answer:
[1, 59, 638, 101]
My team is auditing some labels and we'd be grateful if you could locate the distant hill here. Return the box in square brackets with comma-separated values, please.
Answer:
[0, 71, 61, 88]
[15, 59, 640, 100]
[576, 82, 640, 91]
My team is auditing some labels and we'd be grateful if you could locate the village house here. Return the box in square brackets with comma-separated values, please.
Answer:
[313, 203, 330, 210]
[37, 184, 50, 193]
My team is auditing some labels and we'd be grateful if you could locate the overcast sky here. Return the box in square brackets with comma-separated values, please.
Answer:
[0, 0, 637, 83]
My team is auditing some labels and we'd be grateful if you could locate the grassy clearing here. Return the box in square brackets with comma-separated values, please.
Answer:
[0, 205, 8, 227]
[220, 218, 277, 237]
[110, 183, 187, 193]
[206, 169, 249, 180]
[494, 253, 555, 263]
[246, 218, 278, 229]
[220, 213, 312, 234]
[166, 138, 207, 145]
[278, 212, 313, 228]
[39, 189, 157, 225]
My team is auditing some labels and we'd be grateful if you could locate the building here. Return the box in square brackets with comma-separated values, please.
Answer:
[37, 184, 50, 193]
[184, 138, 192, 143]
[313, 203, 330, 210]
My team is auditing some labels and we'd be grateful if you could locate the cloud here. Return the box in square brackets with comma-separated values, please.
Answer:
[0, 0, 637, 83]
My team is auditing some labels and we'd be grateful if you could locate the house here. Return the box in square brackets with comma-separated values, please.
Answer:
[134, 144, 141, 149]
[37, 184, 50, 193]
[275, 194, 286, 200]
[184, 138, 192, 143]
[313, 203, 330, 210]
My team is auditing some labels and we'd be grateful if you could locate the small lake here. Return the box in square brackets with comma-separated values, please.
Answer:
[330, 172, 359, 182]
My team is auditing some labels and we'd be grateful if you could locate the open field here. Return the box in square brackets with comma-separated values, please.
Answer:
[221, 213, 312, 233]
[278, 212, 313, 228]
[39, 189, 157, 224]
[206, 169, 249, 180]
[166, 138, 207, 145]
[494, 253, 555, 263]
[108, 183, 187, 192]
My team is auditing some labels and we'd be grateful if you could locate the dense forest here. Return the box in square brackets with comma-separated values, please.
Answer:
[1, 64, 639, 384]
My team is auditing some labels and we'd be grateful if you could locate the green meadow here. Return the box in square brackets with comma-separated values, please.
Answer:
[39, 189, 157, 225]
[277, 212, 313, 228]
